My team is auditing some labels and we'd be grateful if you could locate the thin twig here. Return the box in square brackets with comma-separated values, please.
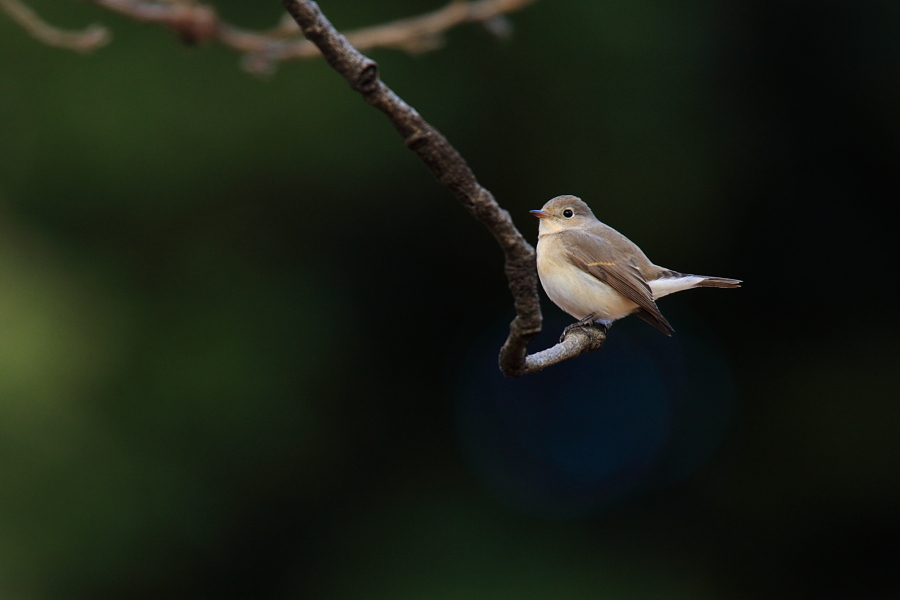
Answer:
[280, 0, 603, 376]
[1, 0, 109, 51]
[269, 0, 535, 58]
[92, 0, 219, 43]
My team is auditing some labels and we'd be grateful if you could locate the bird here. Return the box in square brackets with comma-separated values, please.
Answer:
[530, 195, 740, 336]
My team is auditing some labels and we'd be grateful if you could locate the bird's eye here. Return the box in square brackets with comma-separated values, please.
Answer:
[563, 209, 574, 218]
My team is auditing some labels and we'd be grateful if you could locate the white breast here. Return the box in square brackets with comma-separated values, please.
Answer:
[536, 236, 638, 322]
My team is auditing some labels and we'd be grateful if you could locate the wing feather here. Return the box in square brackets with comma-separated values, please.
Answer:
[560, 229, 674, 335]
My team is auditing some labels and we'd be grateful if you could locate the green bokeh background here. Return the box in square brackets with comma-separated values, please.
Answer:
[2, 1, 898, 598]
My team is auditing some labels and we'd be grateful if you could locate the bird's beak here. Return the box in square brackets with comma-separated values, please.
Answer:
[530, 210, 549, 219]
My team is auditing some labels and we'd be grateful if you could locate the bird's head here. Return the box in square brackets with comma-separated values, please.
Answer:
[530, 195, 597, 234]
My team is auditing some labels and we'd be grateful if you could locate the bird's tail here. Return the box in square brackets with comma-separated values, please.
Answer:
[657, 269, 741, 288]
[692, 275, 742, 288]
[650, 270, 741, 300]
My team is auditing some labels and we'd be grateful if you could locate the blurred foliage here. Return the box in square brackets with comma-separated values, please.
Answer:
[1, 0, 899, 599]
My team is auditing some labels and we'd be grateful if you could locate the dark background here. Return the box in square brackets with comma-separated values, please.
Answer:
[1, 1, 898, 598]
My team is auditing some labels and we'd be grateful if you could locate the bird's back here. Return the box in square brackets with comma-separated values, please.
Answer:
[582, 220, 659, 277]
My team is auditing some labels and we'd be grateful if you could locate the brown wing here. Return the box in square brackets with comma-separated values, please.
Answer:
[560, 229, 674, 336]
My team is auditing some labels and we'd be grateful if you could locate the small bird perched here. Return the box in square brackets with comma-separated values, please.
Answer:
[531, 195, 740, 336]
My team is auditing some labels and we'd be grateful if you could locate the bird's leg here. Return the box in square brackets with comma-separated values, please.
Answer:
[560, 313, 607, 343]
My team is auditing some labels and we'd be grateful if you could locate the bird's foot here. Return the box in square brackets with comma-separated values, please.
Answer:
[560, 313, 607, 343]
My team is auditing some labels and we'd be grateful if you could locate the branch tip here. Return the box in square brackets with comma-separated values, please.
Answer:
[1, 0, 111, 51]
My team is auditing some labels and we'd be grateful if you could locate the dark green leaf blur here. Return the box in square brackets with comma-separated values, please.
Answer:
[1, 1, 897, 598]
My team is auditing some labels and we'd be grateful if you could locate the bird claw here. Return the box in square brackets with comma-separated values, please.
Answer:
[559, 313, 606, 343]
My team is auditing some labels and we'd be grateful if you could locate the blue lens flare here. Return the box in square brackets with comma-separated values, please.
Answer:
[455, 311, 735, 519]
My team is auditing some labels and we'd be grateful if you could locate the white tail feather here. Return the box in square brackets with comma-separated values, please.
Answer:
[649, 275, 706, 299]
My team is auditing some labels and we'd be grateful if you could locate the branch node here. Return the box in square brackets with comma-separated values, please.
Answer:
[354, 62, 380, 93]
[165, 4, 219, 45]
[404, 129, 431, 151]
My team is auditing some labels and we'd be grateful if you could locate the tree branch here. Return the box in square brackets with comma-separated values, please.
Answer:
[3, 0, 606, 374]
[523, 325, 606, 374]
[0, 0, 109, 51]
[3, 0, 535, 73]
[280, 0, 606, 376]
